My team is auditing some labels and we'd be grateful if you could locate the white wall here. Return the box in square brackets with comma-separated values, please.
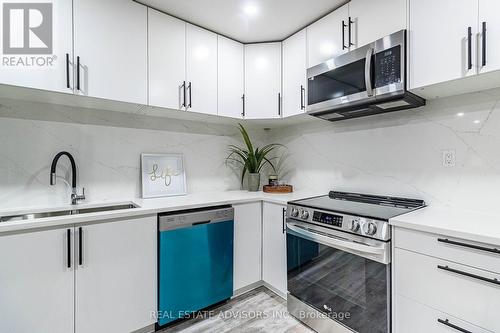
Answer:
[270, 88, 500, 213]
[0, 114, 243, 210]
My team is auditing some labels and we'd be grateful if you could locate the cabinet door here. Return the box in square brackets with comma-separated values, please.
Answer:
[409, 0, 478, 89]
[218, 36, 244, 118]
[0, 0, 74, 94]
[186, 24, 218, 115]
[348, 0, 407, 48]
[73, 0, 147, 104]
[0, 228, 74, 333]
[148, 8, 186, 110]
[283, 29, 307, 118]
[244, 43, 282, 119]
[262, 202, 287, 297]
[233, 202, 262, 292]
[307, 4, 349, 67]
[479, 0, 500, 74]
[75, 216, 156, 333]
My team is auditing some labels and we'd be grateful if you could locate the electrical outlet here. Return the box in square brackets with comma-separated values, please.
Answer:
[442, 149, 456, 167]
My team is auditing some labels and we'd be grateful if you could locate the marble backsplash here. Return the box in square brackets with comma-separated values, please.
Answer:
[270, 88, 500, 213]
[0, 115, 247, 210]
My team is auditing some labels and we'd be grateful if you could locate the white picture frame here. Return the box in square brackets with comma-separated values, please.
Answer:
[141, 153, 187, 198]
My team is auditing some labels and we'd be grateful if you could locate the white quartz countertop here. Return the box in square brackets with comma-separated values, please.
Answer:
[0, 190, 321, 234]
[390, 206, 500, 246]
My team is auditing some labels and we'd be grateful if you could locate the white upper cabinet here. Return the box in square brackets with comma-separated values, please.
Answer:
[478, 0, 500, 75]
[0, 228, 74, 333]
[0, 0, 74, 94]
[244, 43, 282, 119]
[307, 3, 349, 67]
[75, 216, 156, 333]
[148, 9, 186, 110]
[186, 24, 218, 115]
[409, 0, 478, 89]
[348, 0, 407, 48]
[218, 36, 244, 118]
[283, 29, 307, 118]
[73, 0, 147, 104]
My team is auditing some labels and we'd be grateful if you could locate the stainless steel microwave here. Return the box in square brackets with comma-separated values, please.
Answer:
[306, 30, 425, 122]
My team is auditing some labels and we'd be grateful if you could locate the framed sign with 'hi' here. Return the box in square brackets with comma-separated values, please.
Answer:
[141, 153, 187, 198]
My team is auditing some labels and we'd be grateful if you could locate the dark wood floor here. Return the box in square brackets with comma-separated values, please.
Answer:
[157, 287, 314, 333]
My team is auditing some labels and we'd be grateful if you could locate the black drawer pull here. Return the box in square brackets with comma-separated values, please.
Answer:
[438, 238, 499, 254]
[437, 318, 472, 333]
[67, 229, 71, 269]
[79, 227, 83, 266]
[437, 265, 500, 286]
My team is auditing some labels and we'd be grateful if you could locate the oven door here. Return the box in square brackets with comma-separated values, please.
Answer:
[286, 220, 391, 333]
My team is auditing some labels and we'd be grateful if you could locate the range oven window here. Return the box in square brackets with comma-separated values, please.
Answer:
[308, 58, 367, 105]
[287, 233, 390, 333]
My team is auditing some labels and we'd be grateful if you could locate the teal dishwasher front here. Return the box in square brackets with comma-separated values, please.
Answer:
[157, 206, 234, 327]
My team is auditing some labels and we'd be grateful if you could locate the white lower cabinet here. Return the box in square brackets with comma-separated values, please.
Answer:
[394, 228, 500, 333]
[0, 228, 75, 333]
[233, 202, 262, 292]
[0, 215, 156, 333]
[262, 202, 287, 297]
[75, 216, 157, 333]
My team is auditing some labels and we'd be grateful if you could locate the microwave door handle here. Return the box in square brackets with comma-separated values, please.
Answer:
[365, 47, 374, 97]
[286, 222, 384, 255]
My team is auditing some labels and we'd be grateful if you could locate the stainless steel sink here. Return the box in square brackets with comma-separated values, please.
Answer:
[0, 203, 138, 223]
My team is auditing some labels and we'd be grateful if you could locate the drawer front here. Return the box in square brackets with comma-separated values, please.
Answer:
[395, 294, 492, 333]
[395, 248, 500, 332]
[395, 227, 500, 274]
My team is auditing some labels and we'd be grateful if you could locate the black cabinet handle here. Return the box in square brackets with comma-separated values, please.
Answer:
[348, 17, 354, 46]
[300, 85, 305, 110]
[342, 20, 347, 50]
[438, 238, 499, 255]
[67, 229, 71, 269]
[187, 82, 192, 108]
[278, 93, 281, 116]
[282, 208, 286, 234]
[65, 53, 70, 89]
[437, 265, 500, 286]
[180, 81, 186, 108]
[76, 56, 81, 91]
[437, 319, 472, 333]
[482, 21, 487, 67]
[467, 27, 472, 70]
[78, 227, 83, 266]
[241, 94, 245, 117]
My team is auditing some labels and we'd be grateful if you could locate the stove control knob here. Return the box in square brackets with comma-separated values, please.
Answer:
[301, 210, 310, 220]
[349, 218, 361, 232]
[362, 221, 378, 236]
[290, 208, 299, 218]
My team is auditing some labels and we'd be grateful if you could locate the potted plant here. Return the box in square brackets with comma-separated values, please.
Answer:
[226, 124, 281, 191]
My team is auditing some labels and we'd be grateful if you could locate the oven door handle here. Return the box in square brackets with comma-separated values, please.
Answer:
[287, 222, 385, 255]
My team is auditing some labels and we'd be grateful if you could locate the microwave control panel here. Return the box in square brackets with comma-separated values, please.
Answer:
[374, 45, 401, 88]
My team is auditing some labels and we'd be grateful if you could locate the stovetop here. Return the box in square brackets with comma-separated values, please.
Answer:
[290, 191, 425, 221]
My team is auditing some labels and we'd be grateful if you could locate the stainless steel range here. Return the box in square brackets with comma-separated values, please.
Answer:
[286, 191, 425, 333]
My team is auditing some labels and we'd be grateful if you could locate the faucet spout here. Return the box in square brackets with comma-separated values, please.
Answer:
[50, 151, 85, 205]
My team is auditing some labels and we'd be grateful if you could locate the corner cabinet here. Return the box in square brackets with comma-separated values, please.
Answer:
[73, 0, 147, 104]
[244, 43, 282, 119]
[185, 24, 218, 115]
[218, 36, 245, 118]
[233, 202, 262, 293]
[148, 8, 186, 110]
[283, 29, 307, 118]
[0, 215, 157, 333]
[262, 202, 287, 297]
[0, 0, 74, 94]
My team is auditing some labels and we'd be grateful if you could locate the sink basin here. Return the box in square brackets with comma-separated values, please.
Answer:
[0, 203, 138, 223]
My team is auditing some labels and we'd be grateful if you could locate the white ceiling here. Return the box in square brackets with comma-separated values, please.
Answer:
[138, 0, 348, 43]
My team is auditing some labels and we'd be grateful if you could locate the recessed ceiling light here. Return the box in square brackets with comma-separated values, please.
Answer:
[456, 112, 464, 117]
[473, 120, 481, 124]
[243, 3, 259, 17]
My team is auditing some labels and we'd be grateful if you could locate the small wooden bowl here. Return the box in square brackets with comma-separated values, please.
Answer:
[263, 185, 294, 193]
